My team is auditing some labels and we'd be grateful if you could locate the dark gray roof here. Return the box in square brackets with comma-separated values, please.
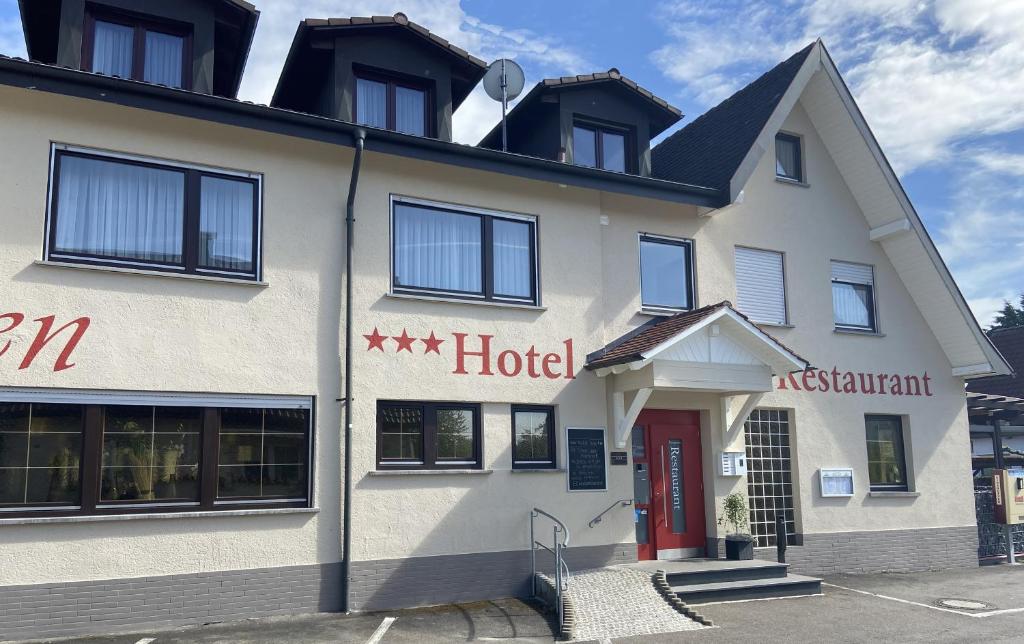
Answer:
[541, 69, 682, 117]
[968, 327, 1024, 398]
[651, 42, 816, 191]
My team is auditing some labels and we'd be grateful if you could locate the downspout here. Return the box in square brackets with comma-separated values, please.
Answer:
[342, 129, 366, 613]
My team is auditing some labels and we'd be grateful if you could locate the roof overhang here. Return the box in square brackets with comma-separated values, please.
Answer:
[715, 40, 1011, 378]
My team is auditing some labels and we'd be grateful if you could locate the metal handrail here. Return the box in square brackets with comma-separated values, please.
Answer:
[588, 499, 633, 528]
[530, 507, 571, 628]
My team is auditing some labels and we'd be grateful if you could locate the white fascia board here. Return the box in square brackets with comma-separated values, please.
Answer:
[727, 42, 823, 202]
[814, 45, 1011, 377]
[953, 363, 995, 378]
[869, 218, 911, 242]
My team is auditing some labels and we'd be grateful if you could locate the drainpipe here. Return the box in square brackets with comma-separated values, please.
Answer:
[342, 130, 366, 613]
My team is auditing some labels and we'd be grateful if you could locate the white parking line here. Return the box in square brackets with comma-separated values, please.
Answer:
[365, 616, 397, 644]
[823, 582, 1024, 618]
[135, 638, 157, 644]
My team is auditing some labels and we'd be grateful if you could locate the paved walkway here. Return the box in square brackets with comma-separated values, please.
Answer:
[567, 566, 706, 641]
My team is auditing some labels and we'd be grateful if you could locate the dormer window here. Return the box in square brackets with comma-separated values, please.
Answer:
[84, 7, 192, 89]
[572, 121, 629, 173]
[355, 72, 430, 137]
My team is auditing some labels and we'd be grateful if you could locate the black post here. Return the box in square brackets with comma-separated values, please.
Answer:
[994, 417, 1006, 471]
[775, 513, 787, 564]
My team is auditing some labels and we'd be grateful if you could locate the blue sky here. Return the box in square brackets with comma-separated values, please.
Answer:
[2, 0, 1021, 325]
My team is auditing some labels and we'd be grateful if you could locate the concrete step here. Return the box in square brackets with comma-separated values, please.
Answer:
[664, 561, 789, 586]
[672, 573, 822, 605]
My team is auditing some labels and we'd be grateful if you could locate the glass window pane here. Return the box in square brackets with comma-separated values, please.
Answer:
[393, 203, 482, 293]
[866, 417, 906, 487]
[601, 131, 626, 172]
[573, 126, 597, 168]
[217, 408, 309, 500]
[833, 282, 872, 328]
[26, 467, 79, 504]
[199, 176, 255, 273]
[493, 219, 532, 298]
[380, 406, 423, 461]
[54, 155, 186, 264]
[0, 403, 82, 507]
[144, 30, 184, 88]
[101, 406, 200, 502]
[356, 78, 387, 129]
[514, 410, 551, 463]
[396, 86, 426, 136]
[218, 464, 261, 497]
[437, 409, 474, 460]
[92, 20, 134, 78]
[776, 135, 801, 180]
[640, 239, 690, 309]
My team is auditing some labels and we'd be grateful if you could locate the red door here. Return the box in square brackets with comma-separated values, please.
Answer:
[634, 410, 706, 561]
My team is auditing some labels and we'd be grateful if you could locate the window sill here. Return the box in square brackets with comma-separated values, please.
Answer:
[369, 469, 493, 476]
[385, 292, 545, 312]
[868, 490, 919, 498]
[0, 506, 318, 526]
[638, 307, 689, 318]
[753, 321, 794, 329]
[34, 260, 268, 287]
[834, 328, 885, 338]
[775, 177, 810, 188]
[511, 467, 565, 473]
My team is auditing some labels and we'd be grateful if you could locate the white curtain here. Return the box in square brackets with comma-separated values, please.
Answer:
[92, 20, 134, 78]
[54, 155, 185, 263]
[493, 219, 531, 298]
[395, 86, 425, 136]
[356, 79, 387, 129]
[144, 31, 184, 88]
[394, 204, 481, 293]
[776, 137, 799, 178]
[199, 176, 254, 271]
[832, 283, 871, 327]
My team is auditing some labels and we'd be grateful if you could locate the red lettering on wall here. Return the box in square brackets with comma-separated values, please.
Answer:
[0, 313, 25, 358]
[498, 350, 523, 377]
[1, 313, 91, 372]
[453, 333, 494, 376]
[777, 367, 937, 398]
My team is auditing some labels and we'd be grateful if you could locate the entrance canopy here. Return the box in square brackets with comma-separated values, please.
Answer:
[585, 301, 809, 447]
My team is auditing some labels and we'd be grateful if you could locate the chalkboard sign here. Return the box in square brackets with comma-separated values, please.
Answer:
[566, 427, 607, 491]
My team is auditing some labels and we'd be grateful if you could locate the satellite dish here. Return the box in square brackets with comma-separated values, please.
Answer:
[483, 58, 525, 101]
[483, 59, 525, 152]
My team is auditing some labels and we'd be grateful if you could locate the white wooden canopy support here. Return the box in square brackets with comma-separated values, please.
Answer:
[720, 392, 765, 443]
[612, 387, 653, 448]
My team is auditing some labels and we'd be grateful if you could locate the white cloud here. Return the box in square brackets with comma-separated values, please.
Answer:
[0, 9, 26, 59]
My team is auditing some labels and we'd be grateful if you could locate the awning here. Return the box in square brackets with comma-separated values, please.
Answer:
[586, 301, 809, 447]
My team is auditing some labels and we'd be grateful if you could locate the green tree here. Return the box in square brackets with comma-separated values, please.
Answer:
[990, 294, 1024, 331]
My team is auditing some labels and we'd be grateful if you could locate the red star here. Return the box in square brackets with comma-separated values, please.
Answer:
[364, 328, 387, 352]
[392, 329, 416, 353]
[421, 331, 445, 354]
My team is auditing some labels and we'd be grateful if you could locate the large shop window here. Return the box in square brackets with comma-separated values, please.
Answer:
[735, 247, 787, 326]
[46, 147, 261, 280]
[391, 198, 538, 305]
[355, 72, 431, 137]
[511, 405, 556, 469]
[377, 401, 481, 469]
[84, 8, 192, 89]
[865, 415, 909, 491]
[0, 395, 312, 517]
[831, 261, 876, 332]
[639, 234, 694, 311]
[744, 409, 797, 548]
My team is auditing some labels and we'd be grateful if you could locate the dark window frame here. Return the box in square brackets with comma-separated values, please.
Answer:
[832, 280, 876, 332]
[82, 3, 194, 90]
[353, 66, 435, 137]
[46, 147, 263, 281]
[865, 414, 909, 492]
[511, 404, 556, 469]
[376, 401, 482, 470]
[0, 400, 314, 519]
[638, 233, 696, 312]
[390, 197, 539, 305]
[775, 132, 803, 182]
[572, 118, 635, 173]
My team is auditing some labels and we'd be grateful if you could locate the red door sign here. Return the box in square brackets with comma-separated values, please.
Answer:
[633, 410, 706, 561]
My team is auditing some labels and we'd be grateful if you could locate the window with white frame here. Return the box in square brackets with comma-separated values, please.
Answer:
[735, 247, 787, 325]
[391, 198, 538, 305]
[639, 234, 694, 311]
[831, 261, 875, 331]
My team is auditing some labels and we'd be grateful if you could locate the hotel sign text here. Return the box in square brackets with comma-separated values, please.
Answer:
[0, 313, 91, 372]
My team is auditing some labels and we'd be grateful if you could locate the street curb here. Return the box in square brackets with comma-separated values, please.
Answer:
[653, 569, 714, 626]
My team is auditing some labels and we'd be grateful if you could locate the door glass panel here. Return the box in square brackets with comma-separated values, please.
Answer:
[667, 438, 685, 534]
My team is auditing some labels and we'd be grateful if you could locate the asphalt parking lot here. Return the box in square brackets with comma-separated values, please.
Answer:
[17, 565, 1024, 643]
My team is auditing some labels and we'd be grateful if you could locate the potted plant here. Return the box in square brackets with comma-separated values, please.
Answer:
[718, 492, 754, 560]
